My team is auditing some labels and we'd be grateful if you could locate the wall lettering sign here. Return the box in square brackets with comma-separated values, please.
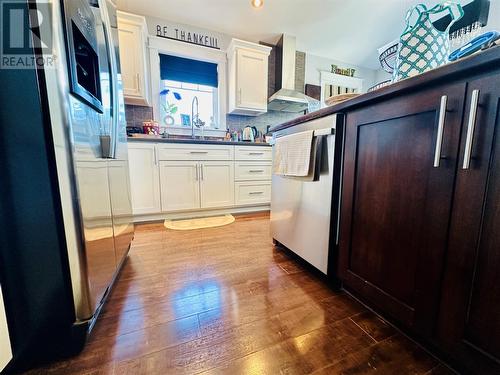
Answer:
[155, 25, 220, 50]
[331, 64, 356, 77]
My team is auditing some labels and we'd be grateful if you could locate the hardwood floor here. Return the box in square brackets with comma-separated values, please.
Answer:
[25, 214, 453, 374]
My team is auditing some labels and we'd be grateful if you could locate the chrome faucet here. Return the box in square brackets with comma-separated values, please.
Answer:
[191, 96, 205, 139]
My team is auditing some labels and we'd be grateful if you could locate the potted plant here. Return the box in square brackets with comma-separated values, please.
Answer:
[159, 89, 182, 126]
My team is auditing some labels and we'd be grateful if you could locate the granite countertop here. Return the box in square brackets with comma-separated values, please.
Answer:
[270, 46, 500, 133]
[127, 135, 272, 147]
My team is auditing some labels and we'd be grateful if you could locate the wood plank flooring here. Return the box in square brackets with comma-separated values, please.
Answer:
[25, 214, 453, 374]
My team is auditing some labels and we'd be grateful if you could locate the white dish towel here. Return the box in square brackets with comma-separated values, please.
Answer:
[272, 130, 314, 177]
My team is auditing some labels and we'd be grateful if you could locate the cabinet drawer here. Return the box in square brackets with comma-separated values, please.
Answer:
[157, 144, 234, 161]
[235, 182, 271, 206]
[235, 146, 272, 161]
[235, 162, 272, 181]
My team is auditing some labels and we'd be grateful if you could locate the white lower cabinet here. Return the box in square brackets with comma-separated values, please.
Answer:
[200, 161, 235, 209]
[160, 161, 200, 212]
[235, 181, 271, 206]
[160, 161, 234, 211]
[127, 143, 161, 215]
[128, 142, 271, 220]
[0, 285, 12, 372]
[235, 162, 272, 181]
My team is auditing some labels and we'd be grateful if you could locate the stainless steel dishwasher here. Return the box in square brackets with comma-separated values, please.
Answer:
[270, 114, 344, 276]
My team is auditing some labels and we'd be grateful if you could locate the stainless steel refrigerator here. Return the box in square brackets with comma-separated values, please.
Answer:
[0, 0, 134, 370]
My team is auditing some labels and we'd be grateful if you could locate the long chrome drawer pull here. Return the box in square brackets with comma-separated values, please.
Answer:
[201, 164, 204, 180]
[190, 151, 208, 154]
[195, 164, 199, 181]
[249, 191, 264, 195]
[463, 89, 480, 170]
[249, 152, 264, 155]
[249, 169, 264, 173]
[434, 95, 448, 168]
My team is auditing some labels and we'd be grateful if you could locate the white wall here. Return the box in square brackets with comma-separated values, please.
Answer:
[144, 15, 233, 51]
[141, 13, 390, 92]
[136, 13, 391, 95]
[483, 0, 500, 32]
[305, 53, 384, 92]
[375, 69, 393, 84]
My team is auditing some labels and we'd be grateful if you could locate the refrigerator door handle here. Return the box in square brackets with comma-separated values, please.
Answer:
[101, 14, 119, 159]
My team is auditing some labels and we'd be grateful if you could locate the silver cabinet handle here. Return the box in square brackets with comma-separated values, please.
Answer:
[249, 191, 264, 195]
[249, 152, 264, 155]
[249, 169, 264, 173]
[200, 164, 204, 180]
[190, 151, 208, 154]
[153, 147, 158, 166]
[463, 89, 480, 170]
[195, 164, 199, 181]
[434, 95, 448, 168]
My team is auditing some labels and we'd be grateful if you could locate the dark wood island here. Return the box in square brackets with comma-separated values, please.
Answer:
[272, 46, 500, 374]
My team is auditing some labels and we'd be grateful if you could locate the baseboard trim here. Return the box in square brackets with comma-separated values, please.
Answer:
[132, 205, 270, 222]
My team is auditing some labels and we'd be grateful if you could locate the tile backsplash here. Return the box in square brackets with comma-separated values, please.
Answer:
[126, 104, 300, 134]
[226, 111, 299, 133]
[125, 105, 154, 128]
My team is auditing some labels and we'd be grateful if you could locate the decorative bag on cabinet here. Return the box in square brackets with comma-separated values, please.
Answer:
[393, 2, 463, 82]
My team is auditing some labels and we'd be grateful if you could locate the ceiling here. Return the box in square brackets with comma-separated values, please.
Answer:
[116, 0, 489, 70]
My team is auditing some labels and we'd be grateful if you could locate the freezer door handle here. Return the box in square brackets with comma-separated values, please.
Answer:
[101, 17, 119, 159]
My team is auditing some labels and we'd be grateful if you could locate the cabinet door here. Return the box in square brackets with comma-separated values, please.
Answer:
[200, 161, 235, 209]
[236, 49, 268, 111]
[0, 285, 12, 372]
[437, 76, 500, 373]
[339, 83, 466, 333]
[127, 144, 161, 215]
[160, 161, 200, 212]
[117, 20, 146, 102]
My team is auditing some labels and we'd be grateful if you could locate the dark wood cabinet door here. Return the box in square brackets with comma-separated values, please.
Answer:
[437, 75, 500, 373]
[339, 83, 466, 333]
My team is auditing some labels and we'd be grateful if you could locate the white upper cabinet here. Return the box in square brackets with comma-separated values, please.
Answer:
[0, 285, 12, 372]
[227, 39, 271, 116]
[117, 11, 150, 106]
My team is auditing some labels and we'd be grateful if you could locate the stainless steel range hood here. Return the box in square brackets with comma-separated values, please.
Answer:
[268, 34, 312, 113]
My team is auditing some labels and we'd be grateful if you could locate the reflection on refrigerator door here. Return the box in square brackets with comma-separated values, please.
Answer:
[75, 161, 117, 313]
[108, 160, 135, 264]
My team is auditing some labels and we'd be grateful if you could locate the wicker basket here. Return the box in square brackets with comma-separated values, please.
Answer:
[325, 93, 360, 106]
[378, 40, 399, 74]
[368, 80, 392, 92]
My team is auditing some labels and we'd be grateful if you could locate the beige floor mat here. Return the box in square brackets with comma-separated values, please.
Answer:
[164, 214, 235, 230]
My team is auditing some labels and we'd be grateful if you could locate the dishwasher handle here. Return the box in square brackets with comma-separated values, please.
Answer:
[271, 127, 335, 146]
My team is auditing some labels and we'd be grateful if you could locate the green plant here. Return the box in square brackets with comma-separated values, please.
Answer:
[160, 89, 182, 115]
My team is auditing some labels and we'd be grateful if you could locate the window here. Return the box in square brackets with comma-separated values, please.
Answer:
[159, 80, 217, 128]
[159, 54, 219, 129]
